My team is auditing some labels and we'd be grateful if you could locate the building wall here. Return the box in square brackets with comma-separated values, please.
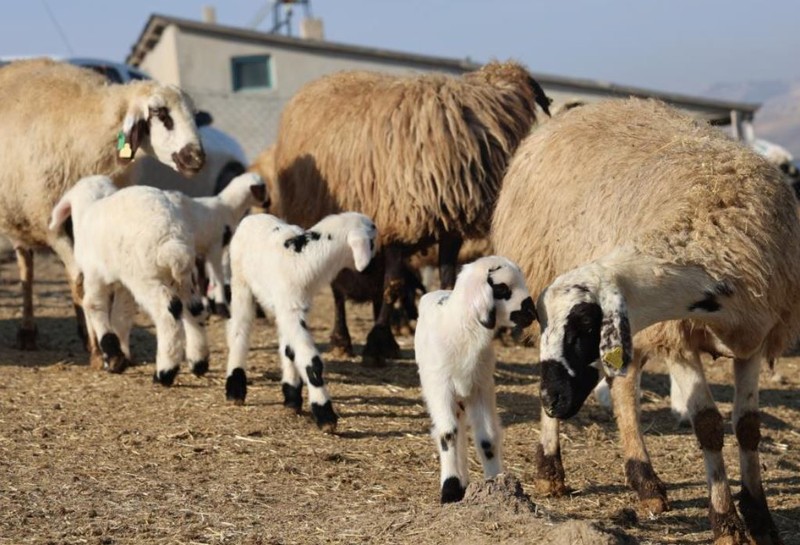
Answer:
[144, 26, 467, 161]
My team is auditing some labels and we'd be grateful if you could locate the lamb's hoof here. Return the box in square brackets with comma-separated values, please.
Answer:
[639, 496, 669, 516]
[328, 340, 354, 359]
[214, 303, 230, 319]
[191, 359, 210, 377]
[99, 333, 128, 374]
[440, 477, 466, 504]
[361, 325, 400, 367]
[311, 401, 338, 433]
[16, 324, 38, 351]
[711, 507, 751, 545]
[282, 382, 303, 414]
[226, 368, 247, 405]
[153, 367, 179, 387]
[534, 477, 569, 497]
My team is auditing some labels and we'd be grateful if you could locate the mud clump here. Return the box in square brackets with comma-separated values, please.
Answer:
[461, 473, 537, 514]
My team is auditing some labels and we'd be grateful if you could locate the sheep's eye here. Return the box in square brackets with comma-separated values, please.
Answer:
[150, 107, 174, 130]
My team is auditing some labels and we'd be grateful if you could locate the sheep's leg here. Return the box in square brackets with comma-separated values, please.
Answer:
[49, 235, 90, 351]
[535, 408, 568, 496]
[276, 309, 338, 433]
[328, 282, 354, 357]
[611, 355, 668, 515]
[437, 232, 463, 290]
[82, 277, 127, 373]
[183, 301, 210, 377]
[733, 354, 780, 545]
[134, 281, 186, 387]
[425, 379, 466, 503]
[13, 245, 37, 350]
[106, 285, 135, 373]
[668, 352, 748, 545]
[467, 379, 503, 479]
[278, 329, 303, 413]
[225, 276, 256, 404]
[362, 247, 402, 367]
[205, 250, 230, 319]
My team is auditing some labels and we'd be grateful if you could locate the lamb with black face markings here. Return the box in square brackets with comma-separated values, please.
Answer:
[414, 256, 535, 503]
[224, 211, 378, 433]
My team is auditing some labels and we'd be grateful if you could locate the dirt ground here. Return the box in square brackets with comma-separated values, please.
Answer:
[1, 252, 799, 545]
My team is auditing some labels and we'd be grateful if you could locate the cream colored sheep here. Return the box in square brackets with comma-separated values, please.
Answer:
[0, 58, 204, 356]
[274, 61, 550, 365]
[492, 98, 800, 545]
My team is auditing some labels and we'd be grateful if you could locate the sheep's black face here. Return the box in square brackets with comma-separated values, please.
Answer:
[540, 301, 603, 419]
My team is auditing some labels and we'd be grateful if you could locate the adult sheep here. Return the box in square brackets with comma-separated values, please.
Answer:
[273, 60, 551, 365]
[492, 98, 800, 545]
[0, 58, 204, 354]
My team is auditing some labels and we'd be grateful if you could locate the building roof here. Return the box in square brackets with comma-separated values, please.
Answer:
[127, 14, 760, 124]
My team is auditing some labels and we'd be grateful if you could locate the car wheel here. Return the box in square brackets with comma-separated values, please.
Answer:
[214, 161, 246, 195]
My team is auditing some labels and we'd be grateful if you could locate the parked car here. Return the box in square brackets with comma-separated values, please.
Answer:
[68, 57, 248, 197]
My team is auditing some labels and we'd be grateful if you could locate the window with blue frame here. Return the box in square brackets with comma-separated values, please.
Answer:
[231, 55, 272, 91]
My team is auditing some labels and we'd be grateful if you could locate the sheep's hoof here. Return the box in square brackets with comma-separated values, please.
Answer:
[281, 382, 303, 413]
[534, 477, 569, 497]
[15, 324, 38, 351]
[191, 359, 210, 377]
[153, 367, 179, 387]
[106, 355, 131, 374]
[639, 496, 669, 516]
[739, 487, 781, 545]
[89, 349, 105, 370]
[440, 477, 466, 504]
[710, 506, 751, 545]
[361, 325, 400, 367]
[226, 368, 247, 404]
[327, 337, 354, 359]
[311, 401, 338, 433]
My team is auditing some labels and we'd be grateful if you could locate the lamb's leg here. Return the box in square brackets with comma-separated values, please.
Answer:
[205, 250, 230, 319]
[362, 246, 402, 366]
[467, 379, 503, 479]
[106, 285, 135, 373]
[13, 245, 37, 350]
[733, 354, 781, 545]
[135, 282, 186, 387]
[225, 276, 256, 404]
[328, 282, 354, 357]
[82, 277, 125, 373]
[611, 354, 669, 515]
[438, 231, 463, 290]
[424, 378, 466, 503]
[49, 234, 90, 351]
[668, 351, 748, 545]
[535, 408, 568, 496]
[276, 309, 338, 433]
[184, 300, 210, 377]
[278, 329, 304, 413]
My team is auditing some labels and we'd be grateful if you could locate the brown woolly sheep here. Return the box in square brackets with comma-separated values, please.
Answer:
[273, 60, 550, 365]
[0, 58, 204, 357]
[492, 98, 800, 544]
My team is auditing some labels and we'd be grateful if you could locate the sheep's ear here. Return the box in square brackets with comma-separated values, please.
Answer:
[250, 183, 267, 203]
[347, 231, 373, 272]
[119, 100, 149, 162]
[597, 283, 632, 377]
[463, 268, 495, 329]
[49, 197, 72, 232]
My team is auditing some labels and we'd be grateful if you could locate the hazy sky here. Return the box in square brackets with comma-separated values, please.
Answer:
[1, 0, 797, 97]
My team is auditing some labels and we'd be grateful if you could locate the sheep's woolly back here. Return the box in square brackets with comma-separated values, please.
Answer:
[274, 61, 549, 244]
[492, 98, 800, 359]
[0, 58, 181, 247]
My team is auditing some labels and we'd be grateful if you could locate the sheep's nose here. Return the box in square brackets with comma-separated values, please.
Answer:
[173, 143, 205, 176]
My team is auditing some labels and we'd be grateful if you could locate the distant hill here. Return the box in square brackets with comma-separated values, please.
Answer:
[703, 80, 800, 158]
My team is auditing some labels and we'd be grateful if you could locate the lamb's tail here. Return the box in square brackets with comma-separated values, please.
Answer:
[156, 238, 195, 290]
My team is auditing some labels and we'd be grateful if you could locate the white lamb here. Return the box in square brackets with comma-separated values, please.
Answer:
[166, 172, 270, 321]
[225, 212, 378, 432]
[415, 256, 537, 503]
[49, 175, 208, 385]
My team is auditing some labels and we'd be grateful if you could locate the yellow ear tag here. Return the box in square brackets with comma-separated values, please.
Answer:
[119, 143, 132, 159]
[602, 346, 624, 370]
